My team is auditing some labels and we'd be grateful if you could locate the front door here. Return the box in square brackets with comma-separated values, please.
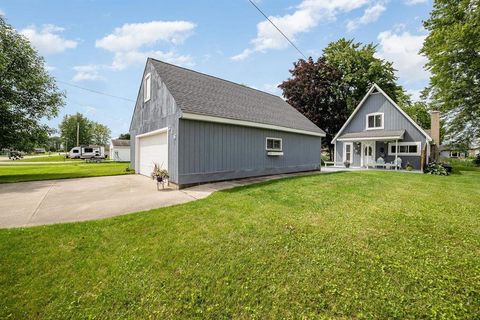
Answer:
[362, 142, 375, 167]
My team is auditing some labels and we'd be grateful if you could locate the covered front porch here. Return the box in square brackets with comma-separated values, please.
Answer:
[332, 130, 429, 171]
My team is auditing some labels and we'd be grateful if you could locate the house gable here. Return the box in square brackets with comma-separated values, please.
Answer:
[129, 59, 182, 183]
[332, 84, 432, 143]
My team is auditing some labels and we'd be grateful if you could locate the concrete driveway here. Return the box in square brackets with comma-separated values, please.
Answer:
[0, 172, 321, 228]
[0, 175, 218, 228]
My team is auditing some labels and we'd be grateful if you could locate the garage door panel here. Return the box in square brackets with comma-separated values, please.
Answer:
[138, 131, 168, 177]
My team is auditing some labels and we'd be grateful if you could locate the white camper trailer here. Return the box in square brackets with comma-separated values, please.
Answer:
[68, 146, 106, 159]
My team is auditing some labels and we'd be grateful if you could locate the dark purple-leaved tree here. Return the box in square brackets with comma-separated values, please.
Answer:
[279, 57, 347, 158]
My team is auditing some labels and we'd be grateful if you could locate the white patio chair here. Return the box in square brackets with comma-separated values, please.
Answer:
[375, 157, 385, 169]
[394, 157, 402, 169]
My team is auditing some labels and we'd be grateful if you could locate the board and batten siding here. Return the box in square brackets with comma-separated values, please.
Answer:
[335, 93, 427, 169]
[177, 119, 321, 185]
[129, 61, 181, 183]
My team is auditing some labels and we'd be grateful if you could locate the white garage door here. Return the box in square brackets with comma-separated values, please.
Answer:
[137, 130, 168, 177]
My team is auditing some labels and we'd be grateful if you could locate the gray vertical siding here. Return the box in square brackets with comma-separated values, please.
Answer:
[129, 61, 181, 183]
[178, 119, 321, 185]
[341, 93, 427, 142]
[334, 93, 427, 169]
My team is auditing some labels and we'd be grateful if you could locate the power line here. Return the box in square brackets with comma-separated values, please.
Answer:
[248, 0, 307, 60]
[57, 80, 135, 103]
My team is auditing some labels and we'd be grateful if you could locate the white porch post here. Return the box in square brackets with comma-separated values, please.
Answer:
[395, 139, 398, 171]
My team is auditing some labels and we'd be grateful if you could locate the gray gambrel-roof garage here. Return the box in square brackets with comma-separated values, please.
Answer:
[129, 58, 325, 188]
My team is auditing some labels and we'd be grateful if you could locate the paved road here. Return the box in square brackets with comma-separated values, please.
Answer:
[0, 171, 322, 228]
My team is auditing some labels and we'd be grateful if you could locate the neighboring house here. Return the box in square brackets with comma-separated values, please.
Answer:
[109, 139, 130, 162]
[439, 146, 466, 159]
[129, 58, 325, 188]
[331, 84, 433, 170]
[469, 146, 480, 157]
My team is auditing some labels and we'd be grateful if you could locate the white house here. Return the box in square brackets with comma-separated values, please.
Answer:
[109, 139, 130, 162]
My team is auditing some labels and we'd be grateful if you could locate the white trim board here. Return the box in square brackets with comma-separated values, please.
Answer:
[337, 135, 404, 142]
[181, 112, 325, 137]
[331, 83, 432, 143]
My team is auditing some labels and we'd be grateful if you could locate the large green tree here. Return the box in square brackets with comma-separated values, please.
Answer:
[402, 101, 431, 130]
[118, 133, 130, 140]
[59, 113, 93, 151]
[91, 122, 111, 145]
[421, 0, 480, 143]
[59, 113, 111, 150]
[323, 39, 408, 112]
[0, 16, 64, 151]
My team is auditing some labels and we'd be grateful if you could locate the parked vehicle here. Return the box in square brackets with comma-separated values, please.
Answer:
[33, 148, 46, 154]
[8, 151, 24, 160]
[67, 146, 106, 159]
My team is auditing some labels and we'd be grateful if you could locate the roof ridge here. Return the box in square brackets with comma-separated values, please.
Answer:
[149, 57, 284, 100]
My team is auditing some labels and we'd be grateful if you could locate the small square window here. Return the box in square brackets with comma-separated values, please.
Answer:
[366, 113, 383, 129]
[266, 138, 282, 151]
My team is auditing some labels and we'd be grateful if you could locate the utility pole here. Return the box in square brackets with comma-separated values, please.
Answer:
[76, 122, 80, 147]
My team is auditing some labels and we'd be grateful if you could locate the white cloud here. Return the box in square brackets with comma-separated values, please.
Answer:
[96, 20, 195, 51]
[20, 24, 77, 55]
[72, 64, 104, 82]
[0, 8, 5, 16]
[232, 0, 370, 60]
[111, 50, 193, 70]
[85, 106, 97, 115]
[376, 30, 428, 83]
[406, 88, 423, 101]
[404, 0, 428, 5]
[346, 3, 386, 32]
[96, 20, 196, 70]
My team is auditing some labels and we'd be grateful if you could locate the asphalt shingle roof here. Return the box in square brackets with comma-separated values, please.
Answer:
[338, 129, 405, 140]
[111, 139, 130, 147]
[150, 59, 325, 135]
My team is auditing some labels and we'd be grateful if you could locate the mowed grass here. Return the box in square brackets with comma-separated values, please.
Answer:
[0, 154, 80, 162]
[0, 162, 132, 183]
[1, 168, 479, 319]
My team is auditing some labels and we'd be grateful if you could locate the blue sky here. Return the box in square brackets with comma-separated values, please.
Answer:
[1, 0, 432, 138]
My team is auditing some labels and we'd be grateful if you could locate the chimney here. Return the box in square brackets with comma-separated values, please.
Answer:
[430, 111, 440, 161]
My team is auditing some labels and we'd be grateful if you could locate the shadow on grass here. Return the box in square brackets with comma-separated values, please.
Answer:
[220, 171, 350, 194]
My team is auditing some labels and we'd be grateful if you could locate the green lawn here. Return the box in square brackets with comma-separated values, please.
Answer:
[0, 168, 479, 318]
[0, 162, 132, 183]
[0, 154, 80, 162]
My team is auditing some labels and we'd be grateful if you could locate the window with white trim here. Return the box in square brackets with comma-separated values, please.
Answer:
[344, 143, 353, 162]
[450, 151, 461, 158]
[266, 137, 282, 151]
[366, 112, 383, 130]
[388, 142, 421, 156]
[143, 73, 151, 102]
